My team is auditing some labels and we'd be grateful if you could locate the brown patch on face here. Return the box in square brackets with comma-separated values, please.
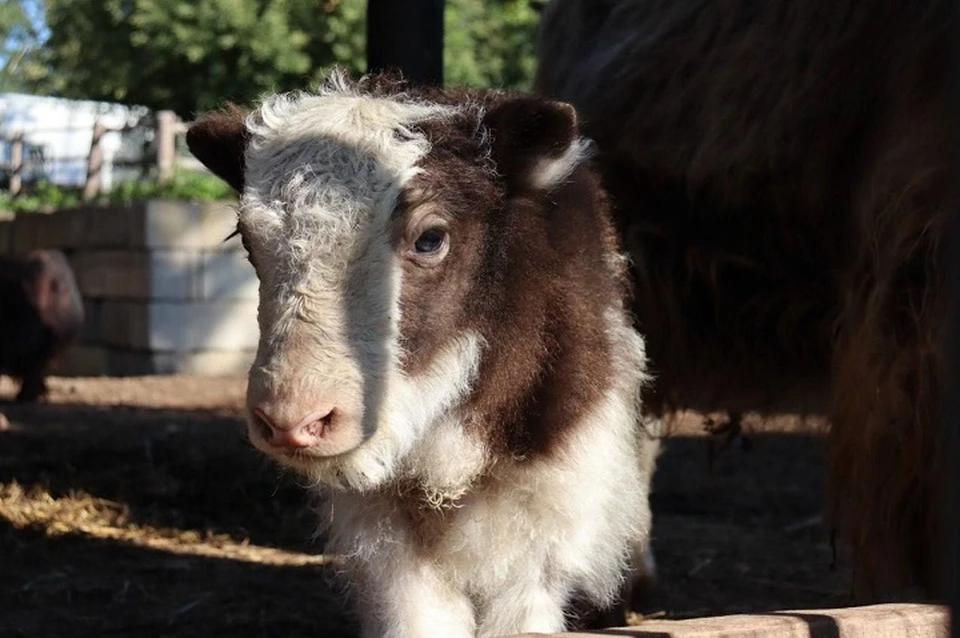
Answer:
[464, 167, 626, 457]
[190, 74, 637, 462]
[390, 95, 629, 458]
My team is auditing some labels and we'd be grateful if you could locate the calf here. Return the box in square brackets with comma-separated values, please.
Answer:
[535, 0, 952, 599]
[0, 249, 84, 402]
[187, 72, 659, 637]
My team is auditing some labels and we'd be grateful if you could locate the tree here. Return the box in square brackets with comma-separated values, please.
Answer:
[444, 0, 539, 91]
[35, 0, 540, 117]
[0, 0, 48, 93]
[41, 0, 365, 117]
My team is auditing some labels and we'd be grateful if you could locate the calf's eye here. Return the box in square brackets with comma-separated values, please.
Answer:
[414, 228, 447, 254]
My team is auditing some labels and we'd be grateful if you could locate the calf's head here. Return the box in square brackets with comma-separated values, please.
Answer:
[187, 72, 592, 489]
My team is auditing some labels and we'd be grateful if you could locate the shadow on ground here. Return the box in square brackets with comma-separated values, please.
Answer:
[0, 379, 852, 636]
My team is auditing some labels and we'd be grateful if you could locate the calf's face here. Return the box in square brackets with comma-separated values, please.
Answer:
[187, 74, 587, 489]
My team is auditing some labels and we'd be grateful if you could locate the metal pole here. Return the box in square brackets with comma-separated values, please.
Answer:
[366, 0, 445, 87]
[948, 1, 960, 632]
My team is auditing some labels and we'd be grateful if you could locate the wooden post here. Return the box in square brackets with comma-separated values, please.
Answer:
[9, 131, 24, 196]
[83, 120, 106, 201]
[156, 110, 178, 184]
[366, 0, 445, 87]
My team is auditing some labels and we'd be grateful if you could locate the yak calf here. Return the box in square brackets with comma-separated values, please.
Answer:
[187, 72, 659, 637]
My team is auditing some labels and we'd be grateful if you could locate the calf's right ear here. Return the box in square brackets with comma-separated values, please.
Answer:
[186, 105, 249, 193]
[482, 96, 589, 192]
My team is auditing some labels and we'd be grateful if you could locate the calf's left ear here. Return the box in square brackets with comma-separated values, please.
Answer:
[482, 96, 592, 191]
[186, 105, 249, 193]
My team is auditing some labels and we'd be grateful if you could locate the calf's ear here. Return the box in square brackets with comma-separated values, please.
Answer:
[481, 96, 592, 191]
[186, 105, 249, 193]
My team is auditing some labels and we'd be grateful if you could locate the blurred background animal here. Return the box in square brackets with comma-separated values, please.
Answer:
[534, 0, 951, 601]
[0, 249, 84, 402]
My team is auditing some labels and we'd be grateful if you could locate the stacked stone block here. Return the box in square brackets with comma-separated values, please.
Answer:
[0, 201, 258, 376]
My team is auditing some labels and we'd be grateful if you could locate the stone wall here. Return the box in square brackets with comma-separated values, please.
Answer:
[0, 200, 258, 376]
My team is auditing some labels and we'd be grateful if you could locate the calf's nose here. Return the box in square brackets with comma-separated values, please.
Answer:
[252, 405, 336, 449]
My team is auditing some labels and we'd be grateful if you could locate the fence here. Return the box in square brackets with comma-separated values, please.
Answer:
[0, 98, 200, 199]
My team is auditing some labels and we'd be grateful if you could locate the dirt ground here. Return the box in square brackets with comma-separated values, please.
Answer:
[0, 375, 853, 637]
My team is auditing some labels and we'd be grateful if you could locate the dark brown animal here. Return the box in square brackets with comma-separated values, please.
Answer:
[186, 71, 659, 636]
[534, 0, 952, 600]
[0, 249, 84, 402]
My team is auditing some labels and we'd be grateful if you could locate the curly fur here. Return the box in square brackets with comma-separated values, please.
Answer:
[187, 71, 660, 636]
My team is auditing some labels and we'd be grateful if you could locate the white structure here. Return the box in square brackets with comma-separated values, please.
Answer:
[0, 93, 150, 189]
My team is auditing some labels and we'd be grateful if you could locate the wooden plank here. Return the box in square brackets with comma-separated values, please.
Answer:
[508, 604, 948, 638]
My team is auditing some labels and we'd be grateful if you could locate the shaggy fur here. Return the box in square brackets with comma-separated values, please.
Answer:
[535, 0, 953, 599]
[0, 249, 84, 402]
[187, 71, 659, 636]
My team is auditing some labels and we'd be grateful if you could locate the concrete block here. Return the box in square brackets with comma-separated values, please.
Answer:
[148, 299, 260, 351]
[63, 348, 256, 377]
[10, 212, 41, 254]
[81, 298, 101, 344]
[72, 250, 149, 298]
[98, 300, 150, 349]
[72, 249, 199, 300]
[200, 248, 258, 300]
[150, 250, 201, 299]
[82, 204, 139, 248]
[132, 200, 238, 249]
[34, 210, 65, 248]
[152, 349, 256, 376]
[0, 219, 11, 253]
[96, 298, 258, 351]
[54, 344, 110, 377]
[45, 207, 91, 249]
[104, 349, 158, 376]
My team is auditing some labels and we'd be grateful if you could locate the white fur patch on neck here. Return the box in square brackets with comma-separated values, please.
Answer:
[530, 136, 596, 190]
[306, 332, 485, 492]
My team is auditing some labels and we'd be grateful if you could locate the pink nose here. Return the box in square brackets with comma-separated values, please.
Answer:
[252, 406, 336, 449]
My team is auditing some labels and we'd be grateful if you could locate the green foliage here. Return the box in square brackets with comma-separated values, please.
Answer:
[25, 0, 539, 117]
[40, 0, 366, 118]
[0, 181, 80, 214]
[444, 0, 540, 91]
[0, 0, 48, 93]
[98, 169, 235, 205]
[0, 170, 235, 215]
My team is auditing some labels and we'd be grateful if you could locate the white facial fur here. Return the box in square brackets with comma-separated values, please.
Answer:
[239, 72, 474, 489]
[221, 73, 660, 636]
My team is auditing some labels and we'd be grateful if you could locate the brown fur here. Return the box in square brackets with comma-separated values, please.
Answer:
[535, 0, 953, 599]
[400, 99, 626, 458]
[187, 76, 652, 631]
[189, 85, 631, 462]
[184, 103, 248, 193]
[0, 250, 84, 402]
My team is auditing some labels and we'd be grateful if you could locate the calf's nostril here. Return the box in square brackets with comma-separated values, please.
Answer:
[250, 405, 338, 449]
[251, 408, 276, 440]
[303, 409, 336, 437]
